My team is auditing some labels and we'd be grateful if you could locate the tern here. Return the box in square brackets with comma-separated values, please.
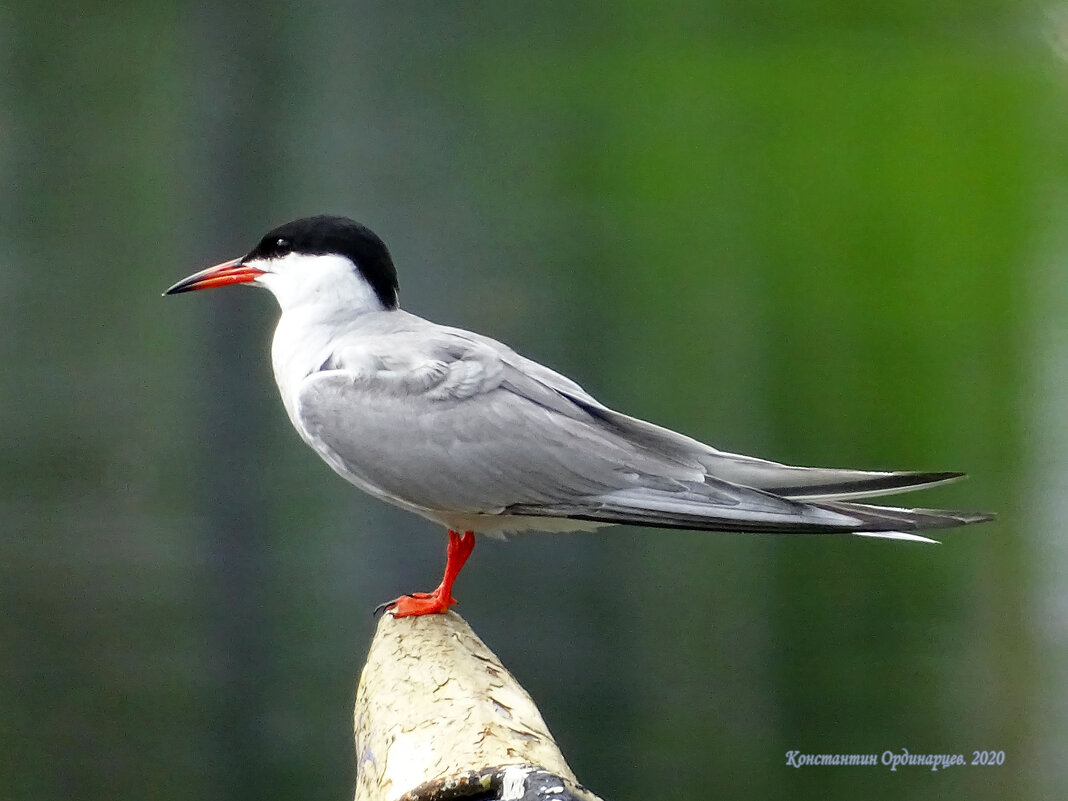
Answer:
[165, 215, 991, 617]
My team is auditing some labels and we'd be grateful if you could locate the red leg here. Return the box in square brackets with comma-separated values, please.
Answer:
[385, 530, 476, 618]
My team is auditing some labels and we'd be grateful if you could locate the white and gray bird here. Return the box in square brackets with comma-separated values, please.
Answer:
[165, 215, 991, 616]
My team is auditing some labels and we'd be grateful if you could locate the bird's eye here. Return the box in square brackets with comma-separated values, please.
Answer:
[276, 238, 291, 252]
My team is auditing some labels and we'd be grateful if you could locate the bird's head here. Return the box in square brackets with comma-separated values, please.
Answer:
[164, 215, 400, 314]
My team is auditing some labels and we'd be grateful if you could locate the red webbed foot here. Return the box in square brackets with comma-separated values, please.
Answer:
[374, 530, 475, 618]
[383, 589, 458, 617]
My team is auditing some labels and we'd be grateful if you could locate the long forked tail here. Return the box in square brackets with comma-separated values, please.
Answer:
[808, 500, 994, 543]
[503, 483, 994, 544]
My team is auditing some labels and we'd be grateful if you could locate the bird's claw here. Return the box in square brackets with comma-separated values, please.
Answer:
[373, 590, 457, 618]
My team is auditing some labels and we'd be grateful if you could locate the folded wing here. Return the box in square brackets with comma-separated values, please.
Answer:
[295, 327, 992, 540]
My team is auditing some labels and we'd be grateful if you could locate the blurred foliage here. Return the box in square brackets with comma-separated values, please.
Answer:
[1, 2, 1064, 800]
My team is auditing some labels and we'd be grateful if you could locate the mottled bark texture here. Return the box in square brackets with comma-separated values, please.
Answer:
[353, 611, 603, 801]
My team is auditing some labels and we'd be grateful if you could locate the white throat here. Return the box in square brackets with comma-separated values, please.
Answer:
[254, 251, 393, 429]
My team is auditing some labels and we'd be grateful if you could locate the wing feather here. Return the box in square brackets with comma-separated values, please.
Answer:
[293, 323, 990, 536]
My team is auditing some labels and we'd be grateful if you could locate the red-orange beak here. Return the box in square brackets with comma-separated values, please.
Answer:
[163, 258, 265, 295]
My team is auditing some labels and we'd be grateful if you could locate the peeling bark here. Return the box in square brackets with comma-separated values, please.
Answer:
[353, 611, 603, 801]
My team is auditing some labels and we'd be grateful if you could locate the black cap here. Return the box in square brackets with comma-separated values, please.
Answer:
[245, 215, 399, 309]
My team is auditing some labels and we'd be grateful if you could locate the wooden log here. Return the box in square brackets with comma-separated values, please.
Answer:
[353, 611, 604, 801]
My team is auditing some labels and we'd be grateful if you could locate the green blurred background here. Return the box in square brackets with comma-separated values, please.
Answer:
[2, 2, 1064, 799]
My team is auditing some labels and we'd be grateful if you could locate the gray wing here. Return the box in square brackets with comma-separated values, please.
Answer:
[296, 328, 990, 536]
[496, 347, 968, 501]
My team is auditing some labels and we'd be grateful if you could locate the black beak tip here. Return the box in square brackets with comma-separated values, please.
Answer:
[163, 276, 202, 296]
